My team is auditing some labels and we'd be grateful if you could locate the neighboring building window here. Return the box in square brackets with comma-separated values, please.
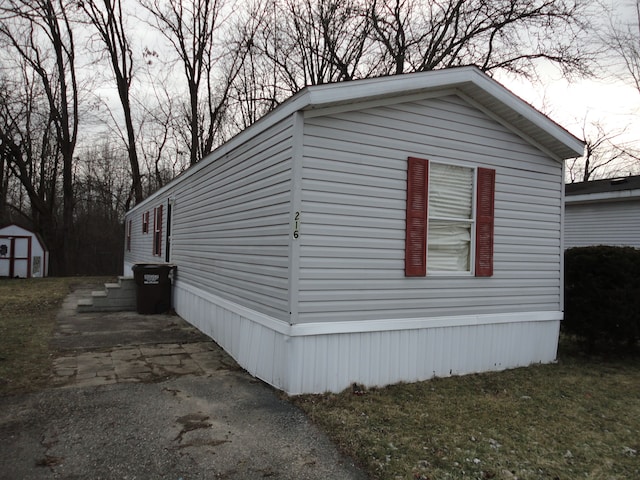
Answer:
[153, 205, 163, 256]
[142, 211, 149, 233]
[405, 157, 495, 276]
[126, 219, 132, 252]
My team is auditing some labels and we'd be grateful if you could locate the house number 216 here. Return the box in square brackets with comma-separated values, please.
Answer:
[293, 211, 300, 239]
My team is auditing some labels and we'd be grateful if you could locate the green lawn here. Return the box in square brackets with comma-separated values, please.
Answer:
[0, 277, 109, 395]
[293, 344, 640, 480]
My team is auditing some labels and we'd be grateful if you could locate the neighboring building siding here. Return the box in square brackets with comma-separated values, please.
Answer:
[168, 117, 295, 321]
[564, 200, 640, 248]
[298, 94, 562, 323]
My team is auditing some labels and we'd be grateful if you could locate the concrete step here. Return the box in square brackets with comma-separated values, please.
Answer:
[77, 277, 137, 313]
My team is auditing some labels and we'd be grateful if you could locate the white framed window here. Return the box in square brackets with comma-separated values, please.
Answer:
[405, 157, 495, 277]
[427, 162, 475, 274]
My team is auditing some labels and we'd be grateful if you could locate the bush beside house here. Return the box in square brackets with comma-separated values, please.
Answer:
[564, 246, 640, 352]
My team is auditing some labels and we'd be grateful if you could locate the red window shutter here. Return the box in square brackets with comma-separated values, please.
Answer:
[475, 168, 495, 277]
[153, 205, 163, 256]
[405, 157, 429, 276]
[152, 208, 157, 254]
[127, 220, 132, 251]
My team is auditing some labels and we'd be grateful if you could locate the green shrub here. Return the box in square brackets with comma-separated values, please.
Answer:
[564, 246, 640, 353]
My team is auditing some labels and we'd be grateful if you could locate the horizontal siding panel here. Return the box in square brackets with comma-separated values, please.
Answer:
[303, 187, 406, 208]
[362, 104, 551, 159]
[498, 183, 561, 201]
[297, 303, 561, 323]
[176, 251, 286, 268]
[564, 200, 640, 249]
[306, 120, 559, 176]
[169, 117, 294, 321]
[299, 280, 557, 293]
[304, 145, 406, 175]
[298, 95, 562, 323]
[303, 201, 401, 220]
[298, 296, 560, 315]
[177, 163, 291, 215]
[176, 270, 288, 317]
[308, 107, 556, 165]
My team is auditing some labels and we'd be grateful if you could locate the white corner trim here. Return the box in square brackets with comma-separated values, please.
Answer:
[174, 280, 561, 338]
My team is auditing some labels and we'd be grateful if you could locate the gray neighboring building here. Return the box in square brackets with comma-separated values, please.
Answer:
[565, 175, 640, 249]
[124, 67, 583, 394]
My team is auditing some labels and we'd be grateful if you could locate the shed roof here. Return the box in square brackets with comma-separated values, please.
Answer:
[565, 175, 640, 203]
[0, 223, 48, 251]
[130, 66, 585, 212]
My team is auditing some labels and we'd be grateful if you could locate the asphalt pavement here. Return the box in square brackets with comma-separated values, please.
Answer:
[0, 282, 368, 480]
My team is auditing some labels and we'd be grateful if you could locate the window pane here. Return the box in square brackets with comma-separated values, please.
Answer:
[429, 163, 473, 219]
[427, 221, 471, 271]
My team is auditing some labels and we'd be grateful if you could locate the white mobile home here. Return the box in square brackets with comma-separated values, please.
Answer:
[564, 175, 640, 249]
[124, 67, 584, 394]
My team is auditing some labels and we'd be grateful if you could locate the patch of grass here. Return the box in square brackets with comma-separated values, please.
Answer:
[0, 277, 109, 395]
[293, 348, 640, 480]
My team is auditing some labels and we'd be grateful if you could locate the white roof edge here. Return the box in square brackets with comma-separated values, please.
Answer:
[467, 69, 585, 157]
[305, 67, 584, 158]
[128, 67, 584, 214]
[565, 189, 640, 204]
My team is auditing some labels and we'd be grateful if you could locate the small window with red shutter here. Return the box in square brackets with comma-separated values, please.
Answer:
[405, 157, 495, 277]
[153, 206, 163, 256]
[126, 219, 132, 252]
[142, 211, 149, 234]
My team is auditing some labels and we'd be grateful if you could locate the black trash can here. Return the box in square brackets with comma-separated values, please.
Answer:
[132, 263, 175, 314]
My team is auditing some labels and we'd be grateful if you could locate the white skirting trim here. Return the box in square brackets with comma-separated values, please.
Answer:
[173, 280, 562, 395]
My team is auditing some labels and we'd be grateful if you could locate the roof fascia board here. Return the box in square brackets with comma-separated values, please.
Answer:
[463, 69, 584, 158]
[456, 89, 565, 163]
[304, 67, 583, 158]
[565, 188, 640, 204]
[127, 90, 312, 214]
[304, 67, 475, 107]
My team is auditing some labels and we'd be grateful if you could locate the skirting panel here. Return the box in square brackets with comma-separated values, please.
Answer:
[173, 281, 561, 395]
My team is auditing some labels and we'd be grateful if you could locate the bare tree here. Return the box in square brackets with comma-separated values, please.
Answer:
[367, 0, 594, 78]
[0, 0, 79, 274]
[78, 0, 143, 206]
[606, 0, 640, 94]
[566, 119, 639, 182]
[251, 0, 373, 94]
[141, 0, 252, 165]
[136, 65, 185, 193]
[70, 141, 130, 274]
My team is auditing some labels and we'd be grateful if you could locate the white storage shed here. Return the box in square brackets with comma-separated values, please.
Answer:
[0, 224, 49, 278]
[124, 67, 584, 394]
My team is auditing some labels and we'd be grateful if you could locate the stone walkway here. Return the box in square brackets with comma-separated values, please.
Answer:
[51, 341, 234, 388]
[49, 282, 242, 388]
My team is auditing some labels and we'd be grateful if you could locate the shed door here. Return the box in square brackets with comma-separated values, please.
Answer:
[0, 236, 32, 278]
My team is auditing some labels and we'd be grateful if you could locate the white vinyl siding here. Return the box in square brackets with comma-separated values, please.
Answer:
[169, 118, 294, 321]
[564, 199, 640, 249]
[298, 94, 562, 323]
